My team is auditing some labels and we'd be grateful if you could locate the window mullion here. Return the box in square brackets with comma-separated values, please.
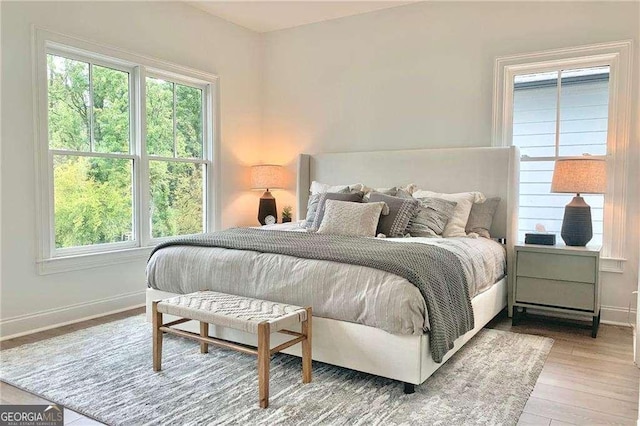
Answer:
[129, 66, 139, 249]
[47, 150, 56, 258]
[554, 70, 561, 159]
[50, 149, 134, 160]
[89, 63, 95, 153]
[202, 86, 209, 233]
[137, 66, 151, 247]
[520, 156, 559, 162]
[208, 83, 220, 231]
[147, 155, 206, 164]
[173, 83, 177, 158]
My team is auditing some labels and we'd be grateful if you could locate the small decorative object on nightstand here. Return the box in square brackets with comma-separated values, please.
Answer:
[251, 165, 284, 225]
[282, 205, 293, 223]
[512, 244, 601, 337]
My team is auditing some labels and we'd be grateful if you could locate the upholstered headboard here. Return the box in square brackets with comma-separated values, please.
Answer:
[296, 146, 519, 241]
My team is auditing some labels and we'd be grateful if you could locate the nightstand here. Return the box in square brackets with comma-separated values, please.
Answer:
[512, 244, 601, 337]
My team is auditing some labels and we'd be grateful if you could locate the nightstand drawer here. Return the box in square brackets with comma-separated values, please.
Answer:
[515, 277, 594, 311]
[517, 251, 596, 283]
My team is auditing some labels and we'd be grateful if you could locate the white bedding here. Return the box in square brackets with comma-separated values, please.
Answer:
[146, 223, 506, 335]
[261, 221, 506, 297]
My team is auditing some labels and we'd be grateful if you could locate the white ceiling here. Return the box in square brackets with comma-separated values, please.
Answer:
[189, 1, 417, 33]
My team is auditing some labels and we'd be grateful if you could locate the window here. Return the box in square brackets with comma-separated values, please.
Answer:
[513, 67, 609, 246]
[145, 77, 206, 238]
[493, 41, 632, 272]
[48, 55, 135, 250]
[34, 30, 219, 272]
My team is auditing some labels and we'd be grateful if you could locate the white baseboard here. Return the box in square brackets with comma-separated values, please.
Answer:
[601, 305, 637, 327]
[0, 290, 145, 341]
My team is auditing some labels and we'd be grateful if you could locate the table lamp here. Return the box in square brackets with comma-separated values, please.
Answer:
[551, 157, 606, 246]
[251, 165, 284, 225]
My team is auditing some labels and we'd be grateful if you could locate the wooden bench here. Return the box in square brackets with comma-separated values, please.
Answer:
[152, 291, 312, 408]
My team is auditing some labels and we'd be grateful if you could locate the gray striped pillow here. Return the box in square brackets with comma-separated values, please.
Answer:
[368, 193, 420, 238]
[408, 197, 458, 237]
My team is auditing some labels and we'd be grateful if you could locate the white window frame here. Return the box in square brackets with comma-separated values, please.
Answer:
[143, 70, 211, 246]
[33, 28, 221, 274]
[492, 41, 633, 273]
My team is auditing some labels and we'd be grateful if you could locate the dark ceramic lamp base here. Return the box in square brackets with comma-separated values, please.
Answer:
[258, 190, 277, 225]
[561, 195, 593, 246]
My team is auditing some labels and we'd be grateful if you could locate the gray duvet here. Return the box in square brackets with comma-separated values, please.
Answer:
[147, 225, 505, 337]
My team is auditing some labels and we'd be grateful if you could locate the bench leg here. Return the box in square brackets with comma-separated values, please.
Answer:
[301, 307, 312, 384]
[200, 322, 209, 353]
[152, 301, 163, 372]
[258, 322, 270, 409]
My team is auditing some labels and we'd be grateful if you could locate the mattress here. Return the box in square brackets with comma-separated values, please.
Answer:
[146, 223, 506, 335]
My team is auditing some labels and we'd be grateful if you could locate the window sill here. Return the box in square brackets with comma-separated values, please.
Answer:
[37, 246, 153, 275]
[600, 257, 626, 274]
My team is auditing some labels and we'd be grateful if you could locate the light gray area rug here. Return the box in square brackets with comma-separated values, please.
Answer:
[0, 316, 552, 425]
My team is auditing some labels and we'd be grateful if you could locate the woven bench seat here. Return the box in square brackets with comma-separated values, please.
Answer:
[151, 291, 312, 408]
[156, 291, 308, 334]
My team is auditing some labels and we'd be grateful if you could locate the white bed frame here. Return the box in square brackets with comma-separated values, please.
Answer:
[146, 146, 519, 390]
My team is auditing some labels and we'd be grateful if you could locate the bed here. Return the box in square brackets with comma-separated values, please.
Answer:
[146, 146, 519, 391]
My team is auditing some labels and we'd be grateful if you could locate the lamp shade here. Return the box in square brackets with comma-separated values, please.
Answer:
[551, 158, 606, 194]
[251, 165, 284, 190]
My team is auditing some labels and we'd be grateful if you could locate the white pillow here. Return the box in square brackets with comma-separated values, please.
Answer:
[317, 200, 386, 237]
[412, 190, 485, 237]
[361, 183, 418, 195]
[310, 181, 364, 195]
[402, 183, 418, 195]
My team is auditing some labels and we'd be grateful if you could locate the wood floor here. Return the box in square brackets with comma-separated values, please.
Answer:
[0, 308, 637, 425]
[487, 313, 639, 425]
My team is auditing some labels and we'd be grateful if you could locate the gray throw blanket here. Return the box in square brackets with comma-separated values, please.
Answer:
[149, 228, 474, 362]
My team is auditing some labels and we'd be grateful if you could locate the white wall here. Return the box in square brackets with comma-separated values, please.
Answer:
[0, 1, 263, 337]
[261, 1, 640, 324]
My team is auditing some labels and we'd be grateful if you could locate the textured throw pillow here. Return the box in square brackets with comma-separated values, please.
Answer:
[408, 197, 458, 237]
[368, 193, 420, 238]
[466, 197, 501, 238]
[317, 200, 386, 237]
[412, 190, 485, 238]
[304, 187, 350, 228]
[310, 191, 364, 230]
